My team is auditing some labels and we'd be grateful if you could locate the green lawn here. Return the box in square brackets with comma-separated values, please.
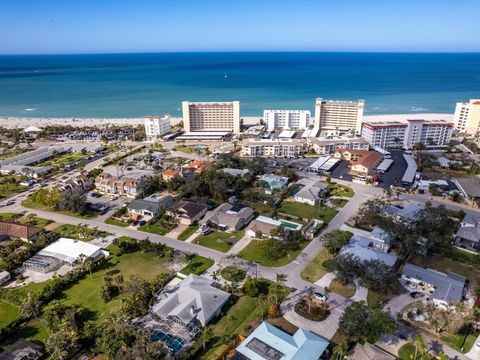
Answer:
[238, 239, 309, 267]
[0, 300, 21, 329]
[330, 198, 348, 208]
[442, 332, 478, 353]
[329, 279, 355, 298]
[279, 200, 338, 223]
[221, 266, 247, 282]
[398, 343, 416, 360]
[248, 202, 275, 217]
[22, 198, 97, 219]
[0, 212, 52, 227]
[194, 230, 245, 252]
[0, 212, 21, 221]
[300, 248, 333, 282]
[0, 176, 27, 199]
[327, 183, 355, 197]
[0, 320, 50, 351]
[177, 224, 199, 241]
[35, 152, 85, 168]
[179, 255, 214, 276]
[53, 224, 110, 241]
[175, 145, 193, 154]
[105, 217, 130, 227]
[367, 288, 400, 308]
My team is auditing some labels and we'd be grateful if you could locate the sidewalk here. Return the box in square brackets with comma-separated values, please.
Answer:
[227, 234, 253, 255]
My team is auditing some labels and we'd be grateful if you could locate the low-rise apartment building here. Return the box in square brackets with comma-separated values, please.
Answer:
[361, 119, 453, 149]
[307, 136, 369, 155]
[239, 138, 306, 157]
[59, 171, 93, 195]
[95, 173, 144, 197]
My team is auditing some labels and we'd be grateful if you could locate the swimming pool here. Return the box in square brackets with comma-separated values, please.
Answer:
[151, 331, 185, 354]
[280, 220, 302, 230]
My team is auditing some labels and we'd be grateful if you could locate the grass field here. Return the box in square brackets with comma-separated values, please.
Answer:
[0, 300, 21, 329]
[398, 343, 416, 360]
[279, 200, 337, 223]
[327, 183, 355, 197]
[138, 221, 175, 236]
[177, 224, 199, 241]
[22, 198, 97, 219]
[0, 176, 26, 199]
[0, 212, 52, 227]
[238, 239, 309, 267]
[179, 255, 214, 276]
[329, 279, 355, 298]
[194, 230, 245, 253]
[105, 217, 130, 227]
[36, 152, 85, 168]
[442, 332, 477, 353]
[300, 248, 333, 282]
[175, 145, 193, 154]
[53, 224, 110, 241]
[330, 198, 348, 208]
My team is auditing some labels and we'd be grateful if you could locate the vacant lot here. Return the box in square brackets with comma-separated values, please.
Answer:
[279, 200, 337, 223]
[53, 224, 110, 241]
[194, 230, 245, 252]
[36, 152, 85, 169]
[238, 239, 309, 267]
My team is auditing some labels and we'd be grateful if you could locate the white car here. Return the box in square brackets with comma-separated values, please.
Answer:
[312, 291, 328, 302]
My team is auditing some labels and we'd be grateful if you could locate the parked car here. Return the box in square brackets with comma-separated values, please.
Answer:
[200, 226, 213, 236]
[312, 291, 328, 302]
[6, 200, 15, 206]
[410, 292, 423, 299]
[475, 337, 480, 350]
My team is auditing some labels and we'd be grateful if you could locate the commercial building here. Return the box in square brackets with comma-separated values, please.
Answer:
[144, 115, 171, 140]
[307, 136, 369, 155]
[401, 264, 466, 307]
[236, 321, 329, 360]
[239, 138, 306, 157]
[361, 119, 454, 149]
[453, 99, 480, 135]
[314, 98, 365, 133]
[263, 110, 311, 132]
[334, 149, 382, 177]
[182, 101, 240, 134]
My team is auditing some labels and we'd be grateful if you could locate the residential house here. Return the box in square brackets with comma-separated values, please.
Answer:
[383, 203, 424, 224]
[246, 215, 293, 239]
[201, 203, 255, 232]
[150, 274, 230, 327]
[235, 321, 329, 360]
[401, 264, 466, 307]
[0, 221, 43, 242]
[454, 176, 480, 201]
[180, 160, 214, 179]
[260, 174, 289, 195]
[162, 168, 180, 182]
[127, 195, 173, 220]
[338, 235, 398, 269]
[293, 180, 327, 206]
[0, 338, 44, 360]
[218, 168, 250, 177]
[168, 200, 208, 225]
[346, 343, 398, 360]
[95, 172, 145, 197]
[454, 213, 480, 252]
[369, 227, 392, 252]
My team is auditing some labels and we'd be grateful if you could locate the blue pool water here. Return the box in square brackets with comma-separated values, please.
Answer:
[151, 331, 184, 354]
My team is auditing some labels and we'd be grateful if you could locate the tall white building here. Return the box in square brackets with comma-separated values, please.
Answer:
[182, 101, 240, 134]
[361, 119, 453, 149]
[144, 115, 171, 140]
[453, 99, 480, 135]
[264, 110, 311, 132]
[314, 98, 365, 134]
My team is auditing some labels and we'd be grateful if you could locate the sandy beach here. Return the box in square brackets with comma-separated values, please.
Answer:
[0, 113, 454, 129]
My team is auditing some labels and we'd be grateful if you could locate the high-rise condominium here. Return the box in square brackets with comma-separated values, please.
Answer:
[263, 110, 311, 132]
[314, 98, 365, 133]
[182, 101, 240, 134]
[144, 115, 171, 140]
[453, 99, 480, 135]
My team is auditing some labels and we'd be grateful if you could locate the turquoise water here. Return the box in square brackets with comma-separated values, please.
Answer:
[0, 52, 479, 118]
[280, 220, 301, 230]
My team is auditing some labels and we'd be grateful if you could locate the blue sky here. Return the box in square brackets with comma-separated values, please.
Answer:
[1, 0, 479, 54]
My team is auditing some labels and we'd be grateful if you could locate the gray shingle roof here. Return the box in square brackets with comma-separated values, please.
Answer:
[293, 181, 327, 202]
[402, 264, 466, 303]
[151, 275, 230, 326]
[202, 203, 254, 230]
[339, 235, 398, 267]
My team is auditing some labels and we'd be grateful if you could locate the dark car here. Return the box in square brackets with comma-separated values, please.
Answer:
[409, 292, 423, 299]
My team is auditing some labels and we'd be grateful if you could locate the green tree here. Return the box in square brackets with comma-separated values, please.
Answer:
[243, 276, 260, 297]
[321, 230, 353, 254]
[46, 328, 79, 360]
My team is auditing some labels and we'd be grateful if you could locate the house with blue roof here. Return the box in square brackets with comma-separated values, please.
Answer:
[236, 321, 329, 360]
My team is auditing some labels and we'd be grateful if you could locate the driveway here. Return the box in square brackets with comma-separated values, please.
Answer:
[384, 293, 422, 318]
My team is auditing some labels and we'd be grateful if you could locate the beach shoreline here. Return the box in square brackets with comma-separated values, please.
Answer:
[0, 113, 454, 129]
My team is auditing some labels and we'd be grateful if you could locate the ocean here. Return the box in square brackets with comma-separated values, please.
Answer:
[0, 52, 479, 118]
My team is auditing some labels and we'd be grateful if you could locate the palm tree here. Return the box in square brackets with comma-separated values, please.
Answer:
[211, 269, 221, 282]
[21, 292, 40, 318]
[275, 273, 287, 285]
[199, 327, 213, 351]
[413, 334, 428, 359]
[331, 340, 349, 360]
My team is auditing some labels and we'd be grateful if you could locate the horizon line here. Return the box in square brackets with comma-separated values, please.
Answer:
[2, 50, 480, 56]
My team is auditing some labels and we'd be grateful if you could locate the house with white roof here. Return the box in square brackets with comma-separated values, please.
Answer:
[293, 180, 327, 206]
[236, 321, 329, 360]
[338, 235, 398, 268]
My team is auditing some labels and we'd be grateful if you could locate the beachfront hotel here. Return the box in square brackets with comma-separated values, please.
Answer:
[453, 99, 480, 135]
[263, 110, 311, 132]
[144, 115, 171, 140]
[314, 98, 365, 134]
[361, 119, 454, 149]
[239, 138, 306, 157]
[182, 101, 241, 135]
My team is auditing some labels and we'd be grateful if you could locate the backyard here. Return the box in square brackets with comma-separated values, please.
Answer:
[300, 248, 333, 282]
[238, 238, 309, 267]
[194, 230, 246, 252]
[279, 200, 337, 223]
